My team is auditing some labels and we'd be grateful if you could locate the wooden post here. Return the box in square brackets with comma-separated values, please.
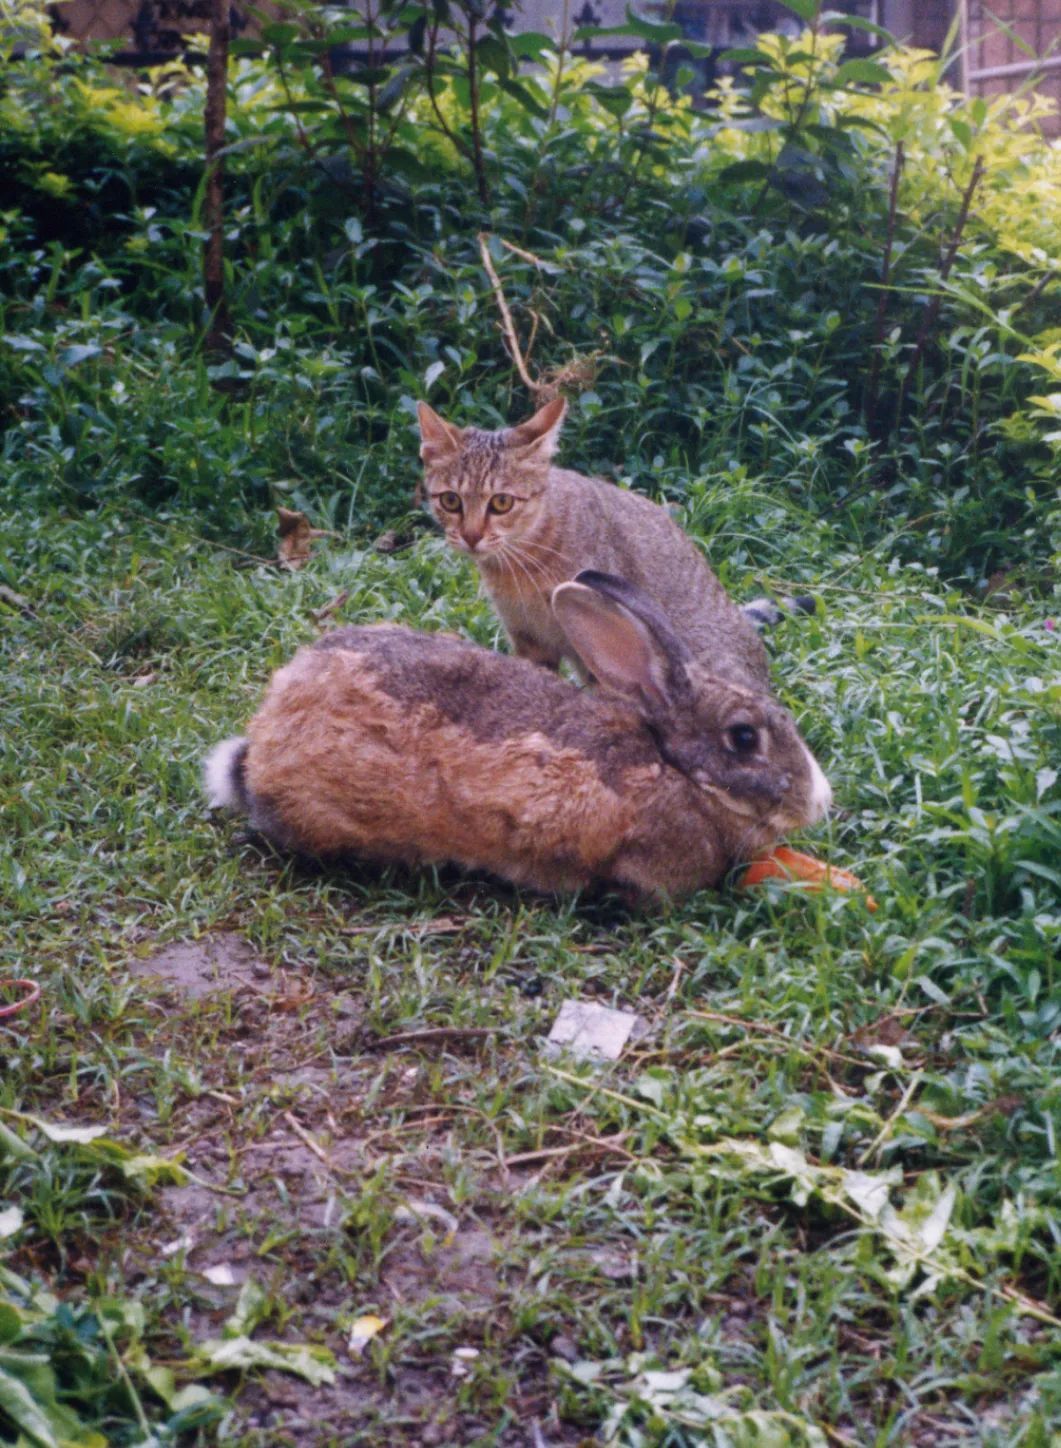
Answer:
[203, 0, 231, 353]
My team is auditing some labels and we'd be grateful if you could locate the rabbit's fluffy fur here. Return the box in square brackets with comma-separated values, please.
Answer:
[205, 574, 831, 902]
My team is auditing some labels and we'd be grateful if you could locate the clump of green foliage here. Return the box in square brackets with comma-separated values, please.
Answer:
[1, 2, 1059, 1444]
[1, 0, 1059, 581]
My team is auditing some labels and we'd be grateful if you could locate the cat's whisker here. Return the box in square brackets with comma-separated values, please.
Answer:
[506, 540, 562, 594]
[495, 545, 542, 607]
[503, 539, 561, 587]
[493, 548, 521, 594]
[497, 543, 541, 597]
[497, 541, 543, 586]
[513, 537, 572, 564]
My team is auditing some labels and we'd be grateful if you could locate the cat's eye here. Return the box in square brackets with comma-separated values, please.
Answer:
[437, 491, 462, 514]
[728, 724, 759, 755]
[488, 494, 515, 515]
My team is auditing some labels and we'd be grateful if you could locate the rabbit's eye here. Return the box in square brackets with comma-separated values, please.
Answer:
[728, 724, 759, 755]
[437, 492, 462, 514]
[488, 494, 515, 515]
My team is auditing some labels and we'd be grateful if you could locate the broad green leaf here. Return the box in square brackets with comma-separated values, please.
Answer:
[777, 0, 820, 22]
[495, 77, 550, 120]
[107, 1149, 186, 1188]
[260, 22, 300, 48]
[58, 345, 102, 367]
[833, 58, 893, 87]
[0, 1361, 61, 1448]
[0, 1122, 37, 1162]
[576, 8, 682, 43]
[717, 47, 769, 66]
[842, 1169, 900, 1222]
[911, 1180, 957, 1254]
[767, 1143, 820, 1206]
[822, 11, 896, 43]
[621, 6, 683, 43]
[766, 1105, 805, 1145]
[1013, 859, 1061, 887]
[0, 1350, 106, 1448]
[476, 35, 512, 79]
[716, 160, 773, 185]
[1035, 768, 1057, 801]
[508, 31, 554, 59]
[0, 1306, 21, 1346]
[226, 1279, 268, 1337]
[585, 83, 633, 119]
[27, 1117, 107, 1145]
[193, 1335, 336, 1387]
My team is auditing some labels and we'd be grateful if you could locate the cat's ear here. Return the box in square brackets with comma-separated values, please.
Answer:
[417, 402, 462, 464]
[506, 397, 566, 460]
[551, 573, 686, 718]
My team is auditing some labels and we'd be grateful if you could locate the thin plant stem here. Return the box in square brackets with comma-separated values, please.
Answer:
[466, 10, 489, 204]
[863, 139, 904, 439]
[905, 155, 985, 380]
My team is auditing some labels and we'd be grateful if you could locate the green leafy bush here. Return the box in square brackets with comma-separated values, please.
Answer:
[0, 0, 1058, 578]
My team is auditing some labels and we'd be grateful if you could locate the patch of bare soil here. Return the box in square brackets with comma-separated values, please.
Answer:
[382, 1224, 499, 1312]
[119, 932, 586, 1447]
[130, 932, 272, 998]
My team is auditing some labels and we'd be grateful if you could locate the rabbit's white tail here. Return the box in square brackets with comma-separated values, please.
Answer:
[741, 595, 817, 632]
[203, 737, 249, 811]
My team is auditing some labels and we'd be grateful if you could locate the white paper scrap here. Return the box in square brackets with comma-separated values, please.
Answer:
[545, 1000, 646, 1062]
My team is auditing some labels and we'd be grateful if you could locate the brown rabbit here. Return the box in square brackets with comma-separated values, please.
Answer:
[204, 572, 831, 902]
[417, 397, 781, 687]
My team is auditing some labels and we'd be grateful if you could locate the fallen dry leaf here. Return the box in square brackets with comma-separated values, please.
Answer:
[0, 584, 35, 617]
[268, 974, 316, 1012]
[276, 507, 333, 571]
[850, 1013, 912, 1050]
[416, 915, 470, 936]
[348, 1314, 387, 1358]
[310, 590, 350, 624]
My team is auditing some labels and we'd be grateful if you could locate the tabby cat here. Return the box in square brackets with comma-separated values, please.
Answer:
[417, 398, 774, 688]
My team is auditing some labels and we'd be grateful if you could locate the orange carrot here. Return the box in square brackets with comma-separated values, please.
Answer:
[740, 846, 878, 912]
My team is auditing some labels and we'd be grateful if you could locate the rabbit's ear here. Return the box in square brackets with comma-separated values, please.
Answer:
[506, 397, 566, 459]
[552, 576, 686, 717]
[571, 572, 691, 659]
[417, 402, 463, 463]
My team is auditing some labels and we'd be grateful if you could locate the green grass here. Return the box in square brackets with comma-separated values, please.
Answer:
[2, 18, 1059, 1438]
[2, 488, 1058, 1446]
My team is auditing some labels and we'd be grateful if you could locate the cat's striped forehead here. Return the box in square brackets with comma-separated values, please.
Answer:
[451, 427, 511, 491]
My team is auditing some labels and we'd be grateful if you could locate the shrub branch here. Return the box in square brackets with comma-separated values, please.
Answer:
[863, 140, 904, 439]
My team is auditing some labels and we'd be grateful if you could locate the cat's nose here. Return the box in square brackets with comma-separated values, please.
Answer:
[462, 528, 484, 551]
